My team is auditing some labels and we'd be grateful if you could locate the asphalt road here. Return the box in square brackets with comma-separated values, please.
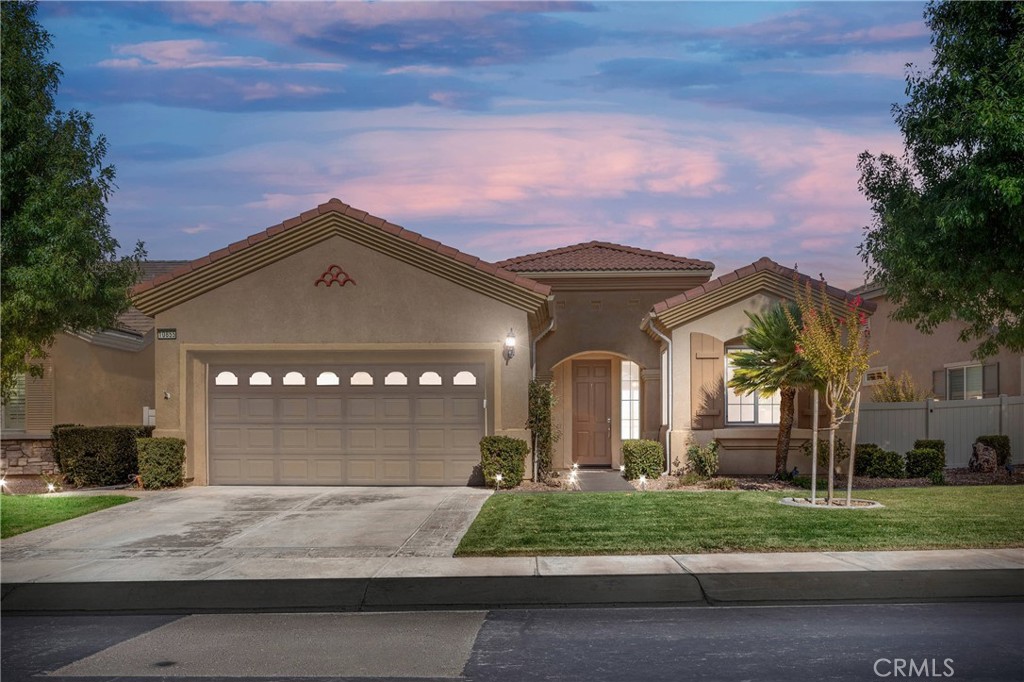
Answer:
[2, 602, 1022, 681]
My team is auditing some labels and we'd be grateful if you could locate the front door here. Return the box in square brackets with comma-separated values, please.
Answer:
[573, 360, 612, 466]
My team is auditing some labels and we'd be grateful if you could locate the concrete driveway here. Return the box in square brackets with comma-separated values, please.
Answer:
[1, 486, 491, 584]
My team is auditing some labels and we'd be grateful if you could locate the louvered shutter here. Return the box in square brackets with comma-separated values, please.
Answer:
[690, 332, 724, 430]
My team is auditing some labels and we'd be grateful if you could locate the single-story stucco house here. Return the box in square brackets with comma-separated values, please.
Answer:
[3, 199, 1019, 484]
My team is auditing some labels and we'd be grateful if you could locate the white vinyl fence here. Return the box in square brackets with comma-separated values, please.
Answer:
[856, 396, 1023, 468]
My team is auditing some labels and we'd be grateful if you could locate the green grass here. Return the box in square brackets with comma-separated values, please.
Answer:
[0, 495, 136, 538]
[455, 486, 1024, 556]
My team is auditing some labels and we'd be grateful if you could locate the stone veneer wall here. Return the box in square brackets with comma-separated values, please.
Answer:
[1, 438, 58, 476]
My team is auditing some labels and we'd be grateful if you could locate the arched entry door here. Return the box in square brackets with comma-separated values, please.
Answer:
[573, 360, 611, 466]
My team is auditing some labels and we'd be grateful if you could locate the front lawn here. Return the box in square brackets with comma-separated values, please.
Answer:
[0, 495, 136, 538]
[455, 486, 1024, 556]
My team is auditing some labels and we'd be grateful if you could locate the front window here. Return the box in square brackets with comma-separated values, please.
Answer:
[947, 364, 982, 400]
[1, 373, 26, 432]
[725, 349, 780, 425]
[621, 360, 640, 439]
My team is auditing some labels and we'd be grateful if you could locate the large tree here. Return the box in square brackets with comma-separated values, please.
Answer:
[857, 1, 1023, 360]
[1, 0, 143, 400]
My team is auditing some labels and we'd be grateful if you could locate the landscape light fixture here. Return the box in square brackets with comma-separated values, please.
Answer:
[503, 328, 516, 365]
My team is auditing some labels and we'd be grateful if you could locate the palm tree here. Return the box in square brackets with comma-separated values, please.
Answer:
[727, 302, 816, 477]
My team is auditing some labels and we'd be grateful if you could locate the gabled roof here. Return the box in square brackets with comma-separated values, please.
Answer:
[497, 241, 713, 273]
[132, 199, 551, 319]
[116, 261, 190, 335]
[646, 257, 876, 331]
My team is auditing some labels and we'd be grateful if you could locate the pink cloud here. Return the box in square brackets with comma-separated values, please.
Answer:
[99, 39, 345, 71]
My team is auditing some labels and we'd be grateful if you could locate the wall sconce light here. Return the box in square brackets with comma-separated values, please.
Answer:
[503, 328, 516, 365]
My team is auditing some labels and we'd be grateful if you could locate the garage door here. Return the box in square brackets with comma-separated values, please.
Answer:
[208, 363, 486, 485]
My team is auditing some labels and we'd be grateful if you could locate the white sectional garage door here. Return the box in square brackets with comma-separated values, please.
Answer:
[208, 364, 486, 485]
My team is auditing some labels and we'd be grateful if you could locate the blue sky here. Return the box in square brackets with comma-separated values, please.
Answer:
[38, 1, 932, 288]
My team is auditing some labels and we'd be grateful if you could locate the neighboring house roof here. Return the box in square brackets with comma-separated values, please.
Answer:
[116, 261, 190, 335]
[497, 241, 714, 273]
[132, 199, 551, 319]
[646, 257, 876, 331]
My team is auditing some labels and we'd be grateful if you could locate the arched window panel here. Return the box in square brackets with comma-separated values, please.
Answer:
[249, 371, 272, 386]
[419, 371, 443, 386]
[214, 371, 238, 386]
[453, 371, 477, 386]
[282, 371, 306, 386]
[350, 371, 374, 386]
[384, 371, 408, 386]
[316, 371, 340, 386]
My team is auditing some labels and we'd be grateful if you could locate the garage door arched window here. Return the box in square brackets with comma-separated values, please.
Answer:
[249, 371, 272, 386]
[316, 371, 340, 386]
[453, 371, 477, 386]
[384, 371, 408, 386]
[350, 371, 374, 386]
[282, 371, 306, 386]
[419, 371, 443, 386]
[214, 371, 238, 386]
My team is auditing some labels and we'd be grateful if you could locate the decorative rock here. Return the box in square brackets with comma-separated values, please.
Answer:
[968, 442, 998, 473]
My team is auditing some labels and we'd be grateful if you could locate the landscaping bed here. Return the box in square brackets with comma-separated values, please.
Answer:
[455, 485, 1024, 556]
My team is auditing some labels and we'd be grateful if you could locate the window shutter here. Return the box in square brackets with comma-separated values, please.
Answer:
[25, 357, 55, 433]
[932, 370, 946, 400]
[690, 332, 724, 430]
[982, 362, 1000, 398]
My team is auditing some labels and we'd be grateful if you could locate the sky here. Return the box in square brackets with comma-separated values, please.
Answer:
[37, 1, 934, 288]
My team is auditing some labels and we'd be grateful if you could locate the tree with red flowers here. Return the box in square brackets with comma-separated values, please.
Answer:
[788, 279, 875, 504]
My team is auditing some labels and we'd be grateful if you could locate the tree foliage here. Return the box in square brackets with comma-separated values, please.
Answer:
[857, 1, 1024, 360]
[1, 1, 143, 399]
[727, 302, 816, 477]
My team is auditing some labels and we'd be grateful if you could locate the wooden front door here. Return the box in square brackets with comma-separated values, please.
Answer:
[573, 360, 612, 466]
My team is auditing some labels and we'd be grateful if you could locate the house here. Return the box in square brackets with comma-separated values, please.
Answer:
[2, 199, 878, 484]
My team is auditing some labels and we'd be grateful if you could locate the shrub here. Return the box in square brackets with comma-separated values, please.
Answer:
[871, 371, 930, 402]
[853, 443, 885, 477]
[479, 436, 528, 489]
[866, 449, 905, 478]
[928, 470, 946, 486]
[137, 438, 186, 489]
[705, 477, 735, 490]
[906, 448, 945, 478]
[913, 439, 946, 459]
[527, 380, 560, 479]
[791, 476, 829, 490]
[686, 440, 720, 479]
[50, 423, 82, 471]
[976, 435, 1012, 466]
[56, 426, 155, 487]
[622, 439, 664, 480]
[800, 436, 849, 471]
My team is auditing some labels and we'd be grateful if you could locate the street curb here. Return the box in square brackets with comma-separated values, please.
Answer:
[3, 568, 1021, 614]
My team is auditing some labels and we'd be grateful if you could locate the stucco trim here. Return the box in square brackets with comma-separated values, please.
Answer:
[132, 200, 550, 320]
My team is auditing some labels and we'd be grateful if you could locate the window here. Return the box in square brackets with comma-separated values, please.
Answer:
[418, 372, 442, 386]
[660, 350, 668, 426]
[453, 371, 477, 386]
[349, 372, 373, 386]
[725, 349, 780, 424]
[621, 360, 640, 440]
[317, 371, 340, 386]
[248, 371, 272, 386]
[214, 371, 238, 386]
[864, 367, 888, 386]
[1, 373, 26, 432]
[282, 371, 306, 386]
[947, 364, 983, 400]
[384, 371, 408, 386]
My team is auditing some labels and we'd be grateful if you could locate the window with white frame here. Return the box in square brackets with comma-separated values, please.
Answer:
[621, 360, 640, 440]
[1, 373, 26, 432]
[864, 367, 889, 386]
[947, 364, 983, 400]
[725, 349, 780, 424]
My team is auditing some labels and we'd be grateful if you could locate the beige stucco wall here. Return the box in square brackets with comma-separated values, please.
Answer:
[861, 294, 1023, 400]
[150, 234, 532, 484]
[51, 333, 154, 427]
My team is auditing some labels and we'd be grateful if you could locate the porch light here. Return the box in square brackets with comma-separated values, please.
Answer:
[503, 328, 516, 365]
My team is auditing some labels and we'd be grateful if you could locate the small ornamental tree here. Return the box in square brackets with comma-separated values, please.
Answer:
[787, 277, 876, 504]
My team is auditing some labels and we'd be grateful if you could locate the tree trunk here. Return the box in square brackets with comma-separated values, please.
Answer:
[774, 386, 797, 477]
[827, 423, 837, 503]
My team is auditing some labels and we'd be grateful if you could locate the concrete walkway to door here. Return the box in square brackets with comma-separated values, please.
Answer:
[0, 486, 492, 584]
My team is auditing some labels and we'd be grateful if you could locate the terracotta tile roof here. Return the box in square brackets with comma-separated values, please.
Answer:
[496, 241, 714, 273]
[114, 261, 190, 335]
[651, 257, 877, 315]
[132, 198, 550, 299]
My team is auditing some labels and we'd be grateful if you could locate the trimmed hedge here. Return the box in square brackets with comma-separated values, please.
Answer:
[866, 449, 905, 479]
[55, 425, 155, 487]
[913, 439, 946, 459]
[137, 438, 187, 489]
[479, 436, 528, 489]
[622, 439, 664, 480]
[51, 423, 82, 471]
[686, 440, 720, 479]
[976, 435, 1012, 466]
[906, 448, 945, 478]
[854, 443, 885, 477]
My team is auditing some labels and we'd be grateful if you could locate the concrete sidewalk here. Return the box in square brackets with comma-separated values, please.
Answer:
[1, 486, 1021, 613]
